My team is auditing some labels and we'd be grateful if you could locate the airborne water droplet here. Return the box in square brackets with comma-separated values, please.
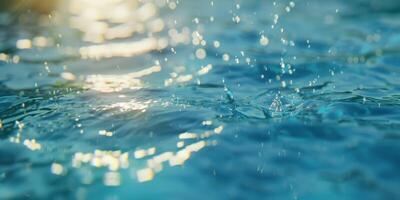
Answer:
[260, 35, 269, 46]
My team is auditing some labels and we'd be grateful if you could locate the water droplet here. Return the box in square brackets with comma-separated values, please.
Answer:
[195, 48, 206, 59]
[260, 35, 269, 46]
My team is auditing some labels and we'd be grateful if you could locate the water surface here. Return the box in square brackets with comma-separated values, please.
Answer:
[0, 0, 399, 199]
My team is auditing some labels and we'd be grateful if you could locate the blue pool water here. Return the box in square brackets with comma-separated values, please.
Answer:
[0, 0, 399, 199]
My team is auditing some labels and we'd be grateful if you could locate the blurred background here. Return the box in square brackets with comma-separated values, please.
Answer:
[0, 0, 399, 199]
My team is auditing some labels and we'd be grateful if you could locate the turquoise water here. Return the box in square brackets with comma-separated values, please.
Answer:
[1, 0, 400, 199]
